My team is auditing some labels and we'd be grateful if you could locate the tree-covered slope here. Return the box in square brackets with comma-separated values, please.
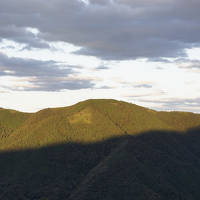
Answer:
[1, 129, 200, 199]
[1, 99, 200, 150]
[1, 99, 200, 199]
[69, 130, 200, 200]
[0, 108, 31, 139]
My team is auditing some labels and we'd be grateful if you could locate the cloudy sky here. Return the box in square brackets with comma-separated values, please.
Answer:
[0, 0, 200, 112]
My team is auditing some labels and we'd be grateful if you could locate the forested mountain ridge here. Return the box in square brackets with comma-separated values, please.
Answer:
[1, 99, 200, 199]
[1, 99, 200, 150]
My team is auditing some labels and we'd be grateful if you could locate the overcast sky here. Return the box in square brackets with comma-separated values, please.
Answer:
[0, 0, 200, 112]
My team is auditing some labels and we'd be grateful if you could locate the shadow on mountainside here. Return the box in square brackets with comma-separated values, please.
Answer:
[1, 128, 200, 200]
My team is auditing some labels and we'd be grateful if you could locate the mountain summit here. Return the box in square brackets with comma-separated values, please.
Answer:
[1, 99, 200, 199]
[1, 99, 200, 150]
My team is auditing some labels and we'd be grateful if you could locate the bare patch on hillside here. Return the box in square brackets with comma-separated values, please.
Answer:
[68, 107, 92, 124]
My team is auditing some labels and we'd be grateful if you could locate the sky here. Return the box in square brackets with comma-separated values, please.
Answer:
[0, 0, 200, 113]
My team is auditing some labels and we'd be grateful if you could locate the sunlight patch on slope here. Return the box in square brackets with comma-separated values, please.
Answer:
[68, 107, 92, 124]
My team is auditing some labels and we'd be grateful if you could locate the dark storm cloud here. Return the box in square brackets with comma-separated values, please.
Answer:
[0, 0, 200, 60]
[0, 52, 95, 91]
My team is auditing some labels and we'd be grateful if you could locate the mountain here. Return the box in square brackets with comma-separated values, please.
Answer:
[69, 129, 200, 200]
[1, 99, 200, 199]
[1, 99, 200, 150]
[0, 108, 31, 140]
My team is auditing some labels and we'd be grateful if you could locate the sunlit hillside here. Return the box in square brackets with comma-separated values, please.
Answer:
[1, 99, 200, 150]
[1, 99, 200, 199]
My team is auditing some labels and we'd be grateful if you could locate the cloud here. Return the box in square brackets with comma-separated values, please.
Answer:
[155, 66, 164, 70]
[23, 78, 95, 91]
[95, 85, 113, 89]
[95, 65, 109, 70]
[177, 60, 200, 70]
[0, 52, 95, 91]
[125, 90, 165, 98]
[119, 81, 153, 89]
[133, 84, 152, 88]
[0, 25, 50, 49]
[138, 98, 200, 112]
[0, 0, 200, 60]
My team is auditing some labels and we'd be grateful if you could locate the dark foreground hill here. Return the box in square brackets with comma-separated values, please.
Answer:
[1, 99, 200, 199]
[69, 129, 200, 200]
[1, 129, 200, 199]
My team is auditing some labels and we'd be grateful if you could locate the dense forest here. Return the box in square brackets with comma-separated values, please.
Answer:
[1, 99, 200, 199]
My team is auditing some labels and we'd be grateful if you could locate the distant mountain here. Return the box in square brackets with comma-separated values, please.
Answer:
[1, 99, 200, 199]
[1, 99, 200, 150]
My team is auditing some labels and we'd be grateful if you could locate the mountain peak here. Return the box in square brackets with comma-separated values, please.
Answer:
[1, 99, 200, 151]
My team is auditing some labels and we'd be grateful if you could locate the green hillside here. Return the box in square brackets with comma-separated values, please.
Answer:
[1, 99, 200, 199]
[0, 108, 31, 140]
[1, 99, 200, 150]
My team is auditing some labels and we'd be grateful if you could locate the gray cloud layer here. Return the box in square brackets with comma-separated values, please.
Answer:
[138, 98, 200, 113]
[0, 0, 200, 60]
[133, 84, 152, 89]
[0, 53, 95, 91]
[0, 25, 50, 49]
